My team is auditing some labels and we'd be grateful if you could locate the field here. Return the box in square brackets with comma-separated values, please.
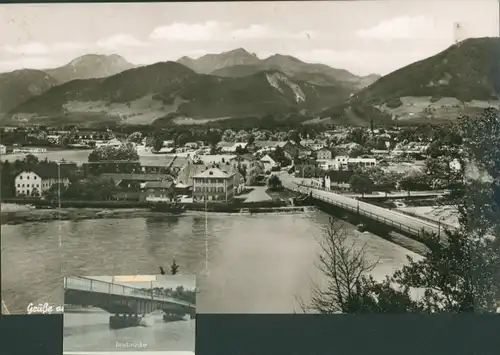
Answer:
[62, 95, 187, 125]
[378, 96, 499, 121]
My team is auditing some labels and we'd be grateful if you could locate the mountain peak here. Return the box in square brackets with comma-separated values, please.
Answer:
[225, 48, 251, 55]
[67, 53, 129, 66]
[265, 54, 304, 63]
[176, 48, 261, 74]
[44, 53, 135, 84]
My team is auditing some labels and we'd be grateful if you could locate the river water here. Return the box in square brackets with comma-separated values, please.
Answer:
[1, 149, 186, 166]
[1, 210, 422, 315]
[63, 309, 195, 352]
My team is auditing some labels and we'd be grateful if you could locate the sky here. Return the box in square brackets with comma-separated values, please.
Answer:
[87, 275, 196, 291]
[0, 1, 498, 76]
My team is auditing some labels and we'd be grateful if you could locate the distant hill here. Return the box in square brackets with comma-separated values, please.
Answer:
[321, 37, 500, 124]
[0, 69, 57, 113]
[7, 62, 351, 126]
[180, 49, 380, 90]
[44, 54, 135, 84]
[177, 48, 261, 74]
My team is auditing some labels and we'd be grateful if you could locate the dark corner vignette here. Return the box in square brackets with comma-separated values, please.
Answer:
[1, 0, 500, 354]
[194, 314, 500, 355]
[1, 314, 64, 354]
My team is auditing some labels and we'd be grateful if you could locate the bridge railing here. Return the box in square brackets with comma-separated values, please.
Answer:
[64, 276, 194, 307]
[286, 183, 435, 238]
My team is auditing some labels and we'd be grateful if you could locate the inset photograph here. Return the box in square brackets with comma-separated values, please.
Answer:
[63, 275, 196, 353]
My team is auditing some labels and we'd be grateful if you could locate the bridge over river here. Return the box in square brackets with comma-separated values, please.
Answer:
[280, 173, 456, 240]
[64, 276, 196, 328]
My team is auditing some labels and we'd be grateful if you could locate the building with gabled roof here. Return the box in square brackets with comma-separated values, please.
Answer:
[143, 180, 176, 202]
[14, 164, 73, 197]
[192, 167, 236, 203]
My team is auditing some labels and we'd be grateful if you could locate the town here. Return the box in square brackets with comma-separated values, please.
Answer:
[0, 122, 460, 211]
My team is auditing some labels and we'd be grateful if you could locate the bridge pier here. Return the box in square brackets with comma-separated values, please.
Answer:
[109, 314, 141, 329]
[163, 313, 186, 322]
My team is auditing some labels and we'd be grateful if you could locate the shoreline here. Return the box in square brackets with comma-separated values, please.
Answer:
[0, 205, 310, 225]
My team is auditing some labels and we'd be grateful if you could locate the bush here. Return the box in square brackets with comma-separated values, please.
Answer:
[385, 97, 403, 108]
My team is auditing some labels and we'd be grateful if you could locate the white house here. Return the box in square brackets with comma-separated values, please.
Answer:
[0, 144, 6, 155]
[317, 159, 341, 171]
[15, 166, 70, 197]
[319, 156, 377, 171]
[260, 154, 278, 172]
[449, 158, 461, 172]
[301, 139, 326, 151]
[347, 157, 377, 169]
[219, 142, 248, 153]
[316, 148, 334, 160]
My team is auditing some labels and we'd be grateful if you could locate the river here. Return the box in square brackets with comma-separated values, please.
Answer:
[1, 148, 187, 166]
[63, 309, 195, 352]
[1, 210, 422, 314]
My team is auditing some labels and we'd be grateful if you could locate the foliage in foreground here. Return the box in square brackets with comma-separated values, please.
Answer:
[305, 109, 500, 313]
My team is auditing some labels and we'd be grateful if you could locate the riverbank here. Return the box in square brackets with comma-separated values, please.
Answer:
[0, 203, 311, 225]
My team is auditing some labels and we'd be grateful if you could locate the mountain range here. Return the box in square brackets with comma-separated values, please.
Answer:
[1, 38, 499, 127]
[7, 61, 350, 126]
[177, 48, 379, 89]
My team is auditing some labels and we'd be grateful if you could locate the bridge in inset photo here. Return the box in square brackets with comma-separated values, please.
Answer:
[64, 276, 196, 328]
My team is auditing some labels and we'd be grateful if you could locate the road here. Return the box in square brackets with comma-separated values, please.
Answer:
[242, 186, 273, 202]
[279, 173, 442, 237]
[286, 178, 448, 198]
[343, 191, 448, 199]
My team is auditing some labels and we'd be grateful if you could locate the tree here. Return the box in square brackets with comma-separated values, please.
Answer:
[24, 154, 39, 165]
[44, 183, 68, 202]
[171, 259, 179, 275]
[56, 176, 119, 201]
[152, 137, 164, 152]
[347, 128, 368, 146]
[392, 108, 500, 313]
[127, 132, 142, 143]
[267, 174, 283, 191]
[247, 134, 255, 145]
[365, 167, 399, 196]
[349, 173, 374, 197]
[298, 217, 418, 313]
[288, 130, 301, 144]
[398, 170, 432, 192]
[88, 142, 139, 162]
[308, 109, 500, 314]
[347, 145, 366, 158]
[30, 187, 40, 198]
[235, 144, 247, 154]
[175, 133, 188, 147]
[221, 129, 236, 142]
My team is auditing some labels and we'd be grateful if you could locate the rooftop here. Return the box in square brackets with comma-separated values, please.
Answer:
[19, 163, 74, 179]
[100, 173, 171, 181]
[235, 153, 257, 161]
[83, 160, 141, 164]
[144, 180, 174, 189]
[193, 167, 235, 179]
